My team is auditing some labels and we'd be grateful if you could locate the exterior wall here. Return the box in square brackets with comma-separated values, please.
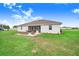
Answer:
[17, 25, 61, 34]
[17, 26, 28, 32]
[41, 25, 61, 34]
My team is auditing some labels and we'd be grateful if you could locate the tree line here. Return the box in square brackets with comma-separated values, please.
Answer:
[0, 24, 10, 30]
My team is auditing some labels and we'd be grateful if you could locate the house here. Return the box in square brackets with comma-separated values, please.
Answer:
[16, 19, 62, 34]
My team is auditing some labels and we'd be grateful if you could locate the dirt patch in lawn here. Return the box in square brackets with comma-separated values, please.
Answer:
[31, 37, 56, 44]
[31, 37, 62, 50]
[31, 37, 73, 55]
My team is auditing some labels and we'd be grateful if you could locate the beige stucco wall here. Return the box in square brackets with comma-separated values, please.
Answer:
[17, 26, 28, 32]
[17, 25, 61, 34]
[41, 25, 61, 34]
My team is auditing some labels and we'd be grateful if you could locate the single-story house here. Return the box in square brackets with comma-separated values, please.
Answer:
[16, 19, 62, 34]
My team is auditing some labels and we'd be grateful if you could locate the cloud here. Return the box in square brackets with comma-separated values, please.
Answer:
[0, 19, 13, 28]
[4, 3, 16, 7]
[3, 3, 43, 28]
[31, 16, 43, 20]
[72, 9, 79, 14]
[22, 8, 33, 17]
[12, 8, 43, 25]
[0, 19, 9, 25]
[12, 14, 22, 20]
[3, 3, 16, 9]
[16, 5, 22, 9]
[12, 8, 33, 24]
[12, 14, 27, 25]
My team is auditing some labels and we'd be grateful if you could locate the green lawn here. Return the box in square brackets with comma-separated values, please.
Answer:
[0, 29, 79, 56]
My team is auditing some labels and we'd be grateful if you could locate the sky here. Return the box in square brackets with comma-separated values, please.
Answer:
[0, 3, 79, 28]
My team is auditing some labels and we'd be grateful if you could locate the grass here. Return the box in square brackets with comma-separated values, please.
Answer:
[0, 29, 79, 56]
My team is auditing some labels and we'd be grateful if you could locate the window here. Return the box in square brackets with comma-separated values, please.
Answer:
[49, 25, 52, 30]
[21, 26, 22, 30]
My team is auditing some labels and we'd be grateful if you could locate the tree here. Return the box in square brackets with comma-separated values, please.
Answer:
[3, 25, 10, 30]
[0, 24, 10, 30]
[13, 26, 17, 28]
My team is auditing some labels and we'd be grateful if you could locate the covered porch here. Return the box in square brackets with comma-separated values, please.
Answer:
[28, 26, 41, 34]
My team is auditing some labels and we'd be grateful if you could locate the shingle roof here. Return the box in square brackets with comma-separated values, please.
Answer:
[17, 19, 62, 26]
